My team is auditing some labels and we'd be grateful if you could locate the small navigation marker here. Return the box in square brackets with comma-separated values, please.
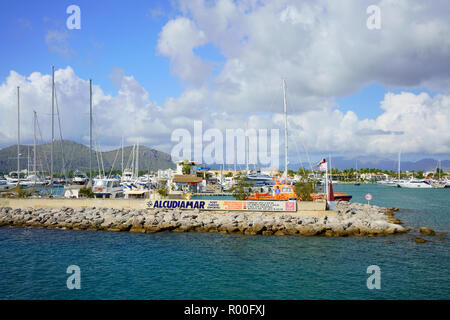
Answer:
[365, 193, 373, 205]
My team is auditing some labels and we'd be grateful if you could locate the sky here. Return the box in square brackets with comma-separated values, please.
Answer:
[1, 0, 450, 168]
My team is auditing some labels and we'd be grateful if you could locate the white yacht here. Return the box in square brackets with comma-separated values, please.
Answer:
[5, 171, 20, 185]
[397, 179, 433, 189]
[72, 170, 88, 185]
[93, 178, 123, 198]
[22, 173, 46, 186]
[121, 169, 137, 184]
[0, 177, 14, 191]
[377, 179, 403, 187]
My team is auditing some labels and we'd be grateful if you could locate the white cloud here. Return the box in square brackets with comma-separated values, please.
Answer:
[157, 17, 211, 84]
[45, 29, 74, 57]
[2, 1, 450, 165]
[0, 68, 449, 165]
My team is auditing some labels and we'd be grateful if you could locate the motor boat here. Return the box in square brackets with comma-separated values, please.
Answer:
[0, 177, 14, 191]
[72, 170, 88, 185]
[93, 178, 123, 198]
[121, 169, 137, 184]
[247, 178, 298, 201]
[246, 172, 275, 187]
[397, 179, 433, 188]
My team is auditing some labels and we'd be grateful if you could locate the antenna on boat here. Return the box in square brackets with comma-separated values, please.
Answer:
[89, 78, 93, 183]
[245, 119, 249, 173]
[51, 65, 55, 186]
[17, 86, 20, 186]
[33, 110, 37, 180]
[136, 140, 140, 177]
[282, 79, 288, 180]
[121, 136, 124, 174]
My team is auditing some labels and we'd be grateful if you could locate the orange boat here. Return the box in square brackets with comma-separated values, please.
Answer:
[309, 192, 352, 202]
[246, 178, 352, 202]
[246, 179, 297, 201]
[246, 178, 320, 201]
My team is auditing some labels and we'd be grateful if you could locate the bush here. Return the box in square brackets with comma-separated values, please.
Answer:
[157, 186, 169, 198]
[79, 187, 94, 198]
[17, 188, 33, 198]
[231, 176, 251, 200]
[294, 181, 315, 201]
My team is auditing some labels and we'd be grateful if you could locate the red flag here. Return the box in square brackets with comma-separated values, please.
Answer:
[327, 182, 335, 201]
[317, 158, 326, 166]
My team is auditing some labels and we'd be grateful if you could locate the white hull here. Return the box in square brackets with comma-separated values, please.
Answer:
[398, 181, 433, 188]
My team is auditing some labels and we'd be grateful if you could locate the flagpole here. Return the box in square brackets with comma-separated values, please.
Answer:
[325, 160, 329, 201]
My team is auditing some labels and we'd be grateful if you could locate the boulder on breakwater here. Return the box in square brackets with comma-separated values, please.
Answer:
[0, 202, 409, 237]
[419, 227, 436, 236]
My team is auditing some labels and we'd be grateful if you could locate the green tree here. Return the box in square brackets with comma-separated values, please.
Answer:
[294, 181, 314, 201]
[231, 176, 251, 200]
[182, 163, 191, 175]
[138, 169, 148, 176]
[157, 186, 169, 198]
[79, 187, 94, 198]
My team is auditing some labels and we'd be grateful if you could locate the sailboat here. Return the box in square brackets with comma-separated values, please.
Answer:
[247, 79, 295, 200]
[354, 160, 361, 185]
[246, 80, 352, 202]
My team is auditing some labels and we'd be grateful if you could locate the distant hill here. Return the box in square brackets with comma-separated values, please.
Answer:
[209, 156, 450, 172]
[293, 156, 450, 172]
[0, 140, 175, 174]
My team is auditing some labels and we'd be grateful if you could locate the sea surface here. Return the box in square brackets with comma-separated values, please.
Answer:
[0, 184, 449, 299]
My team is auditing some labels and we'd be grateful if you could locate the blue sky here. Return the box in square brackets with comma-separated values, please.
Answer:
[1, 0, 405, 113]
[0, 0, 183, 103]
[0, 0, 449, 164]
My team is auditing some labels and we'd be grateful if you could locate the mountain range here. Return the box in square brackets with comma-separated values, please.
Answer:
[292, 156, 449, 172]
[1, 140, 448, 174]
[0, 140, 175, 174]
[209, 156, 449, 172]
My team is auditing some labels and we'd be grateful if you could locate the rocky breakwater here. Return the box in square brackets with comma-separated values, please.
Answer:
[0, 202, 408, 237]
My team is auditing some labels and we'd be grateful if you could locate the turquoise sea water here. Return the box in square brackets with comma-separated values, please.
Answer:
[0, 185, 449, 300]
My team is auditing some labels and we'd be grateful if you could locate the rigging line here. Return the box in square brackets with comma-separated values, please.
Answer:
[94, 131, 102, 178]
[108, 148, 121, 178]
[125, 144, 134, 171]
[93, 113, 106, 177]
[292, 137, 306, 176]
[285, 86, 314, 174]
[36, 114, 51, 176]
[54, 85, 66, 176]
[91, 115, 102, 178]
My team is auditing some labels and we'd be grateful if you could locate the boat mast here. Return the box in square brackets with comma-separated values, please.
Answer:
[438, 160, 441, 180]
[398, 151, 401, 180]
[283, 79, 288, 179]
[136, 140, 139, 177]
[121, 136, 124, 174]
[89, 79, 93, 182]
[33, 110, 37, 175]
[27, 146, 30, 174]
[50, 65, 55, 185]
[245, 120, 249, 173]
[17, 86, 20, 186]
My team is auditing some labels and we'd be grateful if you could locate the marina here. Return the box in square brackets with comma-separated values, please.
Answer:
[1, 0, 449, 304]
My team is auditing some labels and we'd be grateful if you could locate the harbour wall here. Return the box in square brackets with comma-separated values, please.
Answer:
[0, 198, 326, 214]
[0, 200, 408, 237]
